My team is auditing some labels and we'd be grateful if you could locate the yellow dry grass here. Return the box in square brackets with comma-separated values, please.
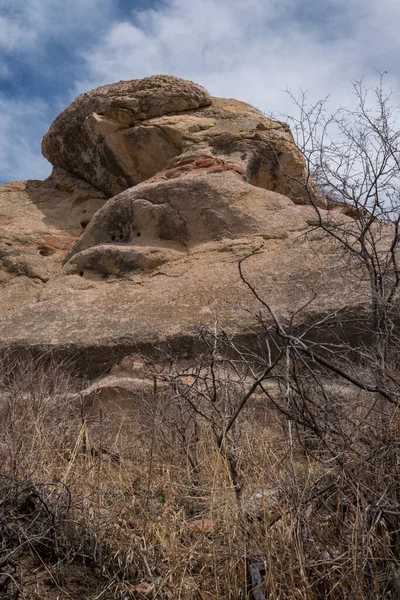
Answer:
[0, 357, 398, 599]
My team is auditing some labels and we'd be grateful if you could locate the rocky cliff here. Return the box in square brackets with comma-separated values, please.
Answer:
[0, 75, 367, 375]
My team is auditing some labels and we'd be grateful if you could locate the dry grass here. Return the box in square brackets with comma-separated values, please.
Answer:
[0, 354, 399, 599]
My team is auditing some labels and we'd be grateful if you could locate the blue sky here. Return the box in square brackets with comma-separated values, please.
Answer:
[1, 0, 400, 184]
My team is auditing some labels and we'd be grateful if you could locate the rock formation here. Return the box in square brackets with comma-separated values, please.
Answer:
[0, 169, 106, 319]
[0, 75, 368, 375]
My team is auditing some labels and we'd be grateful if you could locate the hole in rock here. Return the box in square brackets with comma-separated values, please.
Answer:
[111, 235, 116, 241]
[79, 271, 84, 277]
[38, 246, 55, 257]
[137, 232, 141, 237]
[80, 219, 90, 229]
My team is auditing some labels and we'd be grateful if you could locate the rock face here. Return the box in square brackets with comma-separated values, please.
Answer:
[0, 169, 106, 318]
[42, 76, 212, 196]
[0, 75, 369, 375]
[42, 75, 324, 206]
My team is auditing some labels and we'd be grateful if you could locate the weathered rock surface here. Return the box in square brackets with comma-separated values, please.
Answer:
[0, 169, 106, 317]
[42, 75, 212, 196]
[0, 170, 366, 373]
[42, 75, 324, 206]
[0, 75, 371, 376]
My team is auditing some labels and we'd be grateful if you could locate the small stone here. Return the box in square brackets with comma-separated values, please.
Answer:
[187, 519, 214, 534]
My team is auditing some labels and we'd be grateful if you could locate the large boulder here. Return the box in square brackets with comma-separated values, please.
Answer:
[0, 167, 366, 374]
[42, 75, 212, 196]
[42, 75, 324, 206]
[0, 75, 370, 375]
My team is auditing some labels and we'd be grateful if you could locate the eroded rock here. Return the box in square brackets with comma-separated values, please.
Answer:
[42, 75, 324, 206]
[0, 170, 106, 317]
[0, 169, 365, 374]
[42, 75, 212, 196]
[0, 75, 372, 375]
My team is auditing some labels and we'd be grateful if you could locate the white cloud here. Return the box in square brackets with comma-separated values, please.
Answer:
[0, 62, 10, 79]
[78, 0, 400, 118]
[0, 15, 37, 50]
[0, 0, 114, 53]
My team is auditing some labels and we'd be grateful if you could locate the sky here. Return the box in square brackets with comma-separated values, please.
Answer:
[0, 0, 400, 184]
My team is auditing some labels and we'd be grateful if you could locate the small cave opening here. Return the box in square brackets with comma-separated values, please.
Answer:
[80, 219, 90, 229]
[111, 235, 116, 241]
[79, 271, 84, 277]
[137, 232, 141, 237]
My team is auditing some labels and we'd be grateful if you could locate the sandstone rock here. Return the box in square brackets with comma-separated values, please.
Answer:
[147, 97, 326, 206]
[42, 75, 324, 206]
[42, 75, 212, 196]
[0, 170, 106, 317]
[0, 76, 373, 376]
[0, 168, 366, 375]
[74, 374, 167, 417]
[64, 169, 301, 265]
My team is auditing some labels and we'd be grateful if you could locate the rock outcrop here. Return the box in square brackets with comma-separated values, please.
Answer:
[42, 75, 324, 206]
[0, 75, 369, 375]
[0, 169, 106, 318]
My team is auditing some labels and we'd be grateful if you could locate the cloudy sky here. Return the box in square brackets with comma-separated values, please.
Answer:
[1, 0, 399, 184]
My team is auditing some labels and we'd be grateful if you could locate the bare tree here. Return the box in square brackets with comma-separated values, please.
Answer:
[284, 74, 400, 382]
[155, 76, 400, 597]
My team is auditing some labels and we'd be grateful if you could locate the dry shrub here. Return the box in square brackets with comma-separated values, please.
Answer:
[0, 351, 399, 599]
